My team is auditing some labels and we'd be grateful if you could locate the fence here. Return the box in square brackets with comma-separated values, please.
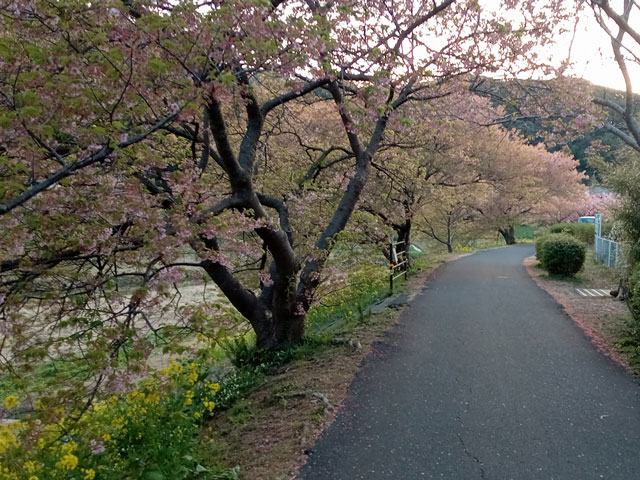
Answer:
[594, 213, 620, 269]
[595, 235, 620, 269]
[389, 240, 408, 293]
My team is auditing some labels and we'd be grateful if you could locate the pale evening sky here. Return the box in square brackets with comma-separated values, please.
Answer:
[563, 6, 639, 91]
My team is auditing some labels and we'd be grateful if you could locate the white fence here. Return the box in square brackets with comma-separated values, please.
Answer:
[594, 213, 620, 269]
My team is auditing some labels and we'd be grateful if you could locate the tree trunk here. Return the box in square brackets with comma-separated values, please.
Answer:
[499, 226, 516, 245]
[447, 243, 453, 253]
[201, 256, 305, 350]
[253, 309, 306, 350]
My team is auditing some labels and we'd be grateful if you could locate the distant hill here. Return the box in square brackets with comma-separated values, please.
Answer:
[471, 77, 637, 183]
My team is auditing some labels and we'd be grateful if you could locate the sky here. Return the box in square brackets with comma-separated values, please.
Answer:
[547, 3, 639, 92]
[567, 12, 630, 90]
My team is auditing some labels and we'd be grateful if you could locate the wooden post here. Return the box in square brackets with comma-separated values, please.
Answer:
[389, 241, 394, 293]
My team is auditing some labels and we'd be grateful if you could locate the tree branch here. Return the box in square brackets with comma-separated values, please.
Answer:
[256, 193, 293, 245]
[592, 0, 640, 47]
[205, 99, 245, 179]
[602, 122, 640, 150]
[0, 113, 178, 216]
[261, 78, 332, 115]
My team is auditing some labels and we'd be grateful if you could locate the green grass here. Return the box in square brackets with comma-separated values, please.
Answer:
[306, 264, 389, 333]
[576, 250, 621, 286]
[617, 314, 640, 371]
[0, 357, 90, 399]
[515, 224, 542, 241]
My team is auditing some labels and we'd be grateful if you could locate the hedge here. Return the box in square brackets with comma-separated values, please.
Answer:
[548, 223, 595, 245]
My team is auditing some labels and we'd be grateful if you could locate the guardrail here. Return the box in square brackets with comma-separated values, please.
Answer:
[389, 240, 408, 293]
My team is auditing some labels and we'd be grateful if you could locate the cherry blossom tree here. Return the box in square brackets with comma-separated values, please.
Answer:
[471, 127, 588, 243]
[357, 95, 494, 258]
[419, 184, 477, 253]
[0, 0, 579, 394]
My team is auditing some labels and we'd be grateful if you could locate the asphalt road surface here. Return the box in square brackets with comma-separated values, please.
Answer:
[299, 244, 640, 480]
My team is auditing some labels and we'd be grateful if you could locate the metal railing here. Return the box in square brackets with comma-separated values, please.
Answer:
[594, 213, 620, 269]
[595, 235, 620, 269]
[389, 240, 408, 293]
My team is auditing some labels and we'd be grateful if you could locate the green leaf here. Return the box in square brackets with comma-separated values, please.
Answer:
[25, 44, 46, 65]
[219, 71, 236, 87]
[19, 106, 41, 118]
[143, 470, 165, 480]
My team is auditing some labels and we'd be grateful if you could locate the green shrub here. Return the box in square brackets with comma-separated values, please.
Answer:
[535, 234, 553, 267]
[618, 264, 640, 368]
[222, 335, 258, 369]
[538, 233, 586, 277]
[548, 222, 595, 245]
[627, 264, 640, 322]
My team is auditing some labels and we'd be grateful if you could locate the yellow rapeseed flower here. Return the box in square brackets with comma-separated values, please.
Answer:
[24, 461, 37, 474]
[0, 425, 18, 454]
[187, 363, 198, 385]
[205, 382, 220, 395]
[56, 453, 78, 471]
[127, 391, 145, 403]
[111, 417, 125, 430]
[169, 359, 183, 374]
[3, 396, 18, 410]
[82, 469, 96, 480]
[61, 441, 77, 453]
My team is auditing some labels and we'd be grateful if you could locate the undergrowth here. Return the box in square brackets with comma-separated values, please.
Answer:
[617, 315, 640, 371]
[1, 248, 435, 479]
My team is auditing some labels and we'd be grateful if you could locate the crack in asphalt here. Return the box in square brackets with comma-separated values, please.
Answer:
[455, 414, 485, 479]
[456, 432, 486, 479]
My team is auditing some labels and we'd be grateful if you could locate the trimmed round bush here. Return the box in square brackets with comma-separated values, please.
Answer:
[538, 233, 586, 277]
[535, 234, 553, 267]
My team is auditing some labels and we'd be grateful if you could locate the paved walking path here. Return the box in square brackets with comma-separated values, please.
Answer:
[300, 244, 640, 479]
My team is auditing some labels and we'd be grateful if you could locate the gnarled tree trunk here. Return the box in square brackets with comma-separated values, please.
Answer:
[499, 225, 516, 245]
